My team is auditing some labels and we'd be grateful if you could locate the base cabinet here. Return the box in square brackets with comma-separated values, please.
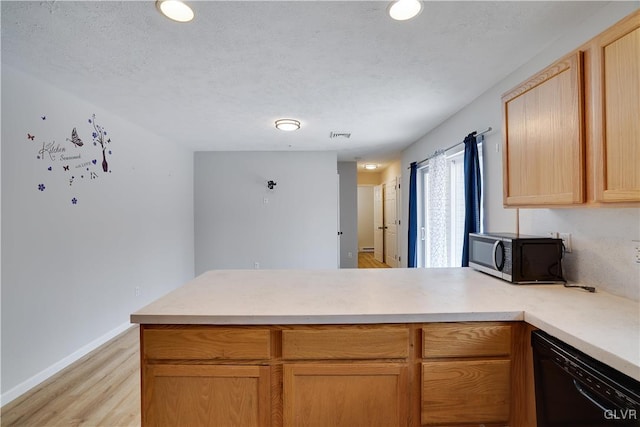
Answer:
[422, 360, 511, 425]
[144, 365, 270, 427]
[283, 363, 408, 427]
[421, 323, 514, 427]
[140, 322, 528, 427]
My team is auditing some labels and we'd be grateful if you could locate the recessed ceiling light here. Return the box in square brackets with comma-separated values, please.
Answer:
[275, 119, 301, 131]
[388, 0, 422, 21]
[364, 164, 378, 170]
[157, 0, 194, 23]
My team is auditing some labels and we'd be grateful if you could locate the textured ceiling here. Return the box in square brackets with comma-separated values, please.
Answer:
[1, 1, 609, 168]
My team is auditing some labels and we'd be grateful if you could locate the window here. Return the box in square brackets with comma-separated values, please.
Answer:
[417, 142, 483, 268]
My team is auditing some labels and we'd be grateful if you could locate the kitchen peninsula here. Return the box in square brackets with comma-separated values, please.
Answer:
[131, 268, 640, 427]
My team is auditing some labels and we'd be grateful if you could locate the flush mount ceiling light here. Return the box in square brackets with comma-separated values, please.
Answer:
[388, 0, 422, 21]
[156, 0, 194, 23]
[364, 164, 378, 170]
[275, 119, 301, 131]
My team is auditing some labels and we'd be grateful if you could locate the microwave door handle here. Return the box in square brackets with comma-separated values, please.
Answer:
[493, 240, 505, 271]
[492, 240, 500, 270]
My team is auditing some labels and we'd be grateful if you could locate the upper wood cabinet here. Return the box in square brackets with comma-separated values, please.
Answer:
[502, 52, 585, 206]
[502, 10, 639, 207]
[589, 10, 640, 203]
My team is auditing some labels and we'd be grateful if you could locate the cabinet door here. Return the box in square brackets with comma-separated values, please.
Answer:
[283, 363, 408, 427]
[422, 359, 510, 425]
[591, 11, 640, 202]
[143, 364, 270, 427]
[502, 52, 585, 206]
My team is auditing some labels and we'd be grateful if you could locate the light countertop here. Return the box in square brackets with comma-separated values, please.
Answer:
[131, 268, 640, 380]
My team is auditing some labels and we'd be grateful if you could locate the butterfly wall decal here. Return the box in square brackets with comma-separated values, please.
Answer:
[27, 133, 35, 140]
[63, 165, 70, 171]
[66, 128, 84, 147]
[41, 116, 46, 120]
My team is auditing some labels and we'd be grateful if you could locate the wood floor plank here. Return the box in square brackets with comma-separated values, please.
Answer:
[1, 326, 140, 427]
[358, 251, 390, 268]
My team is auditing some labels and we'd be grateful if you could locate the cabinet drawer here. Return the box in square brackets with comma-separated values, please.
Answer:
[282, 327, 409, 360]
[422, 359, 511, 425]
[422, 323, 511, 358]
[143, 327, 271, 360]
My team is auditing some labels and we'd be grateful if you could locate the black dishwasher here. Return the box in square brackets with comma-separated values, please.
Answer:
[532, 330, 640, 426]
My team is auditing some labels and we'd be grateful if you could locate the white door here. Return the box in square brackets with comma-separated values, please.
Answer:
[373, 184, 384, 263]
[384, 179, 398, 268]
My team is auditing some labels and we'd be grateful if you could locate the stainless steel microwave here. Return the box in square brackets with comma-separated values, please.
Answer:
[469, 232, 565, 284]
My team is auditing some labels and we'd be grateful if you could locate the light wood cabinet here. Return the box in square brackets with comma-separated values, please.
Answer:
[502, 52, 585, 206]
[140, 322, 529, 427]
[282, 326, 409, 359]
[141, 326, 273, 427]
[421, 322, 513, 426]
[283, 363, 408, 427]
[590, 10, 640, 203]
[422, 360, 511, 425]
[502, 10, 639, 207]
[144, 364, 270, 427]
[282, 326, 410, 427]
[143, 326, 271, 360]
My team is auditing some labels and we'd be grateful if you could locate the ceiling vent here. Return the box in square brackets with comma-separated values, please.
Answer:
[329, 132, 351, 139]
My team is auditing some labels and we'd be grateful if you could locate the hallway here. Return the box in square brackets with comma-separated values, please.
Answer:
[358, 251, 390, 268]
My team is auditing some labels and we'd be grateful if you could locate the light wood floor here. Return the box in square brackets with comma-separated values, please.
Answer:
[1, 326, 141, 427]
[358, 251, 390, 268]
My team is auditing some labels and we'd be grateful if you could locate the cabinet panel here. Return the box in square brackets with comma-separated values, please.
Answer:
[143, 326, 271, 360]
[592, 11, 640, 202]
[422, 359, 511, 425]
[282, 326, 409, 360]
[502, 52, 585, 206]
[283, 363, 408, 427]
[423, 323, 511, 359]
[143, 364, 270, 427]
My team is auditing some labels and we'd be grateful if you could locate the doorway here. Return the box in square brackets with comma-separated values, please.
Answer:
[357, 177, 400, 268]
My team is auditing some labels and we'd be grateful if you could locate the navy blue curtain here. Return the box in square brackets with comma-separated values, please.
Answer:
[408, 162, 418, 268]
[462, 134, 481, 267]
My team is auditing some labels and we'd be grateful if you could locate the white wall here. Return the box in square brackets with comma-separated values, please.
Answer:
[401, 3, 640, 301]
[338, 162, 358, 268]
[1, 66, 195, 403]
[194, 151, 338, 274]
[357, 186, 374, 251]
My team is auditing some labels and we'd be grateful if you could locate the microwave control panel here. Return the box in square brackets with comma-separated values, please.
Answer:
[502, 244, 512, 275]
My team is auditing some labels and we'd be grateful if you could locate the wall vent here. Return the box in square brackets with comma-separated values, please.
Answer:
[329, 132, 351, 139]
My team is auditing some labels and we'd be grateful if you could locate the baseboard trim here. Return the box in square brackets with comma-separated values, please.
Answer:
[0, 321, 133, 407]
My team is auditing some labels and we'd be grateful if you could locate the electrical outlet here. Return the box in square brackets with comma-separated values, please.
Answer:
[134, 286, 141, 297]
[547, 231, 558, 238]
[559, 233, 572, 253]
[254, 262, 260, 269]
[348, 252, 353, 258]
[634, 241, 640, 264]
